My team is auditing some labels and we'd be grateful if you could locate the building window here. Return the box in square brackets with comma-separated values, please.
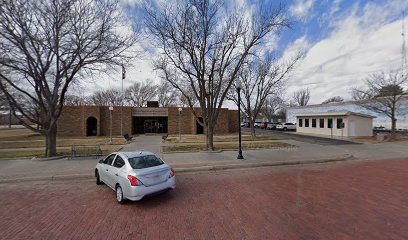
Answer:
[312, 119, 316, 128]
[328, 118, 333, 128]
[319, 119, 324, 128]
[299, 119, 303, 127]
[305, 119, 309, 127]
[337, 118, 344, 129]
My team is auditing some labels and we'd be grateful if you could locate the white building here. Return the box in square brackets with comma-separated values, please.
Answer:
[296, 112, 374, 137]
[287, 97, 408, 130]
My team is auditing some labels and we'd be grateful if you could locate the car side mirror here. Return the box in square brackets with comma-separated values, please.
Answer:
[99, 159, 104, 164]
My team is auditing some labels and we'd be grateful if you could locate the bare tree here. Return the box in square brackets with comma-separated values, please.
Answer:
[228, 55, 300, 137]
[260, 95, 286, 122]
[293, 88, 310, 106]
[0, 0, 138, 156]
[157, 80, 177, 107]
[125, 80, 157, 107]
[322, 96, 344, 104]
[352, 70, 407, 136]
[89, 89, 122, 106]
[64, 94, 89, 106]
[145, 0, 290, 150]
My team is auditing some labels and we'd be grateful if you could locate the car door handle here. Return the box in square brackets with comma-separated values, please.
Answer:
[106, 169, 108, 171]
[115, 173, 118, 176]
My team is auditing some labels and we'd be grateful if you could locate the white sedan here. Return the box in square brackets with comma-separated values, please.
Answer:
[95, 151, 176, 204]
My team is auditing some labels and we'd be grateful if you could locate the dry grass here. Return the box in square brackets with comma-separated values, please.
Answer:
[0, 145, 122, 159]
[165, 134, 282, 143]
[162, 142, 294, 153]
[0, 129, 127, 149]
[0, 138, 127, 149]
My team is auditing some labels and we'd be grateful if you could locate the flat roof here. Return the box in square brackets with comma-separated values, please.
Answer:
[295, 111, 375, 118]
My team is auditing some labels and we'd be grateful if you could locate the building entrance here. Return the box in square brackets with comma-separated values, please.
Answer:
[133, 117, 168, 134]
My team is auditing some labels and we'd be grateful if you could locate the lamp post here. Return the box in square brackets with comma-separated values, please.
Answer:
[178, 107, 182, 141]
[236, 82, 244, 160]
[109, 106, 113, 144]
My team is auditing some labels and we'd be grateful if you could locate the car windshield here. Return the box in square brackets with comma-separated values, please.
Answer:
[127, 155, 164, 169]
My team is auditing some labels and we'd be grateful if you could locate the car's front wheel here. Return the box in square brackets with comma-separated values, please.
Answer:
[95, 170, 103, 185]
[116, 185, 126, 204]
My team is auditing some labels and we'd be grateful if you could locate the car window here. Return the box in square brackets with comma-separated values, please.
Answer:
[128, 155, 164, 169]
[103, 154, 116, 165]
[112, 155, 125, 168]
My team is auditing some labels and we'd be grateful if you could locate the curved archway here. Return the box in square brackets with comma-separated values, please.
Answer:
[86, 117, 98, 136]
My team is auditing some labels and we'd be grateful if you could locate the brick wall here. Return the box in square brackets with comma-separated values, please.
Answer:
[228, 110, 239, 133]
[58, 105, 238, 137]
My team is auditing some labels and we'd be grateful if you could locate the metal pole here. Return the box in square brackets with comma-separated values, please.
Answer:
[120, 73, 123, 137]
[110, 109, 112, 144]
[237, 87, 244, 160]
[178, 110, 181, 141]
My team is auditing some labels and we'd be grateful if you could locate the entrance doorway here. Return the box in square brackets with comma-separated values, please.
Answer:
[133, 117, 168, 134]
[196, 117, 204, 134]
[86, 117, 97, 136]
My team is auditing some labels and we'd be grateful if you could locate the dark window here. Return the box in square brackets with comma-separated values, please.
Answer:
[299, 119, 303, 127]
[113, 156, 125, 168]
[103, 154, 116, 165]
[312, 119, 316, 128]
[319, 119, 324, 128]
[128, 155, 164, 169]
[337, 118, 344, 129]
[328, 118, 333, 128]
[305, 119, 309, 127]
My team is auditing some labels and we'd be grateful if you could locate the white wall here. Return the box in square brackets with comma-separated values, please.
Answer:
[287, 100, 408, 130]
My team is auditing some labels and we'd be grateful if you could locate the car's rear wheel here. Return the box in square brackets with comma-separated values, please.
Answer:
[95, 170, 103, 185]
[116, 185, 126, 204]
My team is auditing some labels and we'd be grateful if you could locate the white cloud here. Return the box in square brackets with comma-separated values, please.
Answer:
[290, 0, 315, 20]
[285, 0, 408, 104]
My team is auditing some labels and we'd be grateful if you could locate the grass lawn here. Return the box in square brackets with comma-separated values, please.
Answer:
[0, 145, 122, 159]
[165, 134, 283, 143]
[162, 142, 294, 153]
[0, 129, 127, 149]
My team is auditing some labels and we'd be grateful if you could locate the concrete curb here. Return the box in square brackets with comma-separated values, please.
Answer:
[162, 146, 298, 154]
[0, 154, 354, 184]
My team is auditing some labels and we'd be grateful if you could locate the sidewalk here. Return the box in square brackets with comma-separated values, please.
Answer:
[0, 135, 407, 183]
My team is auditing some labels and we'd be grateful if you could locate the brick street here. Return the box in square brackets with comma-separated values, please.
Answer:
[1, 159, 407, 240]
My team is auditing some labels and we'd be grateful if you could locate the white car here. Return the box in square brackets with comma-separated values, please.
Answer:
[95, 151, 176, 204]
[276, 123, 296, 131]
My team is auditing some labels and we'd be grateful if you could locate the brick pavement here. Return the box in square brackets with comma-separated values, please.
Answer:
[1, 159, 407, 240]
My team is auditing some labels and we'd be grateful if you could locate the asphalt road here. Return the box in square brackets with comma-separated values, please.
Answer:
[243, 127, 360, 145]
[1, 158, 407, 240]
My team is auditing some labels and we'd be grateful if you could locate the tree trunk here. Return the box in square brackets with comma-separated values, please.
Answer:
[45, 123, 57, 157]
[249, 118, 256, 138]
[206, 125, 214, 151]
[8, 110, 11, 128]
[390, 117, 397, 140]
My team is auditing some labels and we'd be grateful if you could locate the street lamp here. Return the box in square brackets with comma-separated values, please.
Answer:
[178, 107, 182, 141]
[109, 106, 113, 144]
[236, 82, 244, 160]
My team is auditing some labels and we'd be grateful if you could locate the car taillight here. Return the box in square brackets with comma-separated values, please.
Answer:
[170, 168, 175, 177]
[127, 175, 143, 186]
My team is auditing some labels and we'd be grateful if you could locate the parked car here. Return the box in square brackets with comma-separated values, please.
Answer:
[95, 151, 176, 204]
[254, 122, 263, 128]
[240, 122, 249, 127]
[276, 123, 296, 131]
[259, 122, 269, 129]
[266, 122, 281, 130]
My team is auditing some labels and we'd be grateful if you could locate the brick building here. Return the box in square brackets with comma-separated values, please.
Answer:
[57, 105, 239, 137]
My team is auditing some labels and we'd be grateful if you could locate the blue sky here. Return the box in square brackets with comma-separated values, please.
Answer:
[85, 0, 408, 105]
